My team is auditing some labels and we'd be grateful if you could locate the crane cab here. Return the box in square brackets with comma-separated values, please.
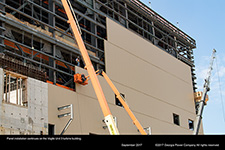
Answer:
[194, 91, 209, 105]
[74, 73, 88, 85]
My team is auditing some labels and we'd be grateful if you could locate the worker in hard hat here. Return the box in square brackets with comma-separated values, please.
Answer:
[76, 56, 80, 67]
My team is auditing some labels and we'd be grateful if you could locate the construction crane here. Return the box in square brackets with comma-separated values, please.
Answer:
[61, 0, 147, 135]
[193, 49, 216, 135]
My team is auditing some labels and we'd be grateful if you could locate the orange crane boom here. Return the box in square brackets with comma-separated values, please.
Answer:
[61, 0, 119, 135]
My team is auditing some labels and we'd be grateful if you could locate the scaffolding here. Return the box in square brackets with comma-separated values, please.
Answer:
[0, 0, 197, 91]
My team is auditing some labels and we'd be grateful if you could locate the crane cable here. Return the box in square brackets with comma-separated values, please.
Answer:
[215, 54, 225, 123]
[66, 0, 82, 35]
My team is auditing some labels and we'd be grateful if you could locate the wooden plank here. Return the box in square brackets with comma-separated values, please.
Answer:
[16, 78, 18, 105]
[4, 69, 27, 79]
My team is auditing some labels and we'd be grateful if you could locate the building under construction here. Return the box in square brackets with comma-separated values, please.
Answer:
[0, 0, 202, 134]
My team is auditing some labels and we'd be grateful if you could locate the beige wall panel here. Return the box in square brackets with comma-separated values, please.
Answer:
[103, 18, 200, 134]
[113, 81, 196, 129]
[134, 112, 194, 135]
[77, 94, 108, 134]
[105, 42, 195, 113]
[48, 84, 82, 134]
[106, 18, 192, 83]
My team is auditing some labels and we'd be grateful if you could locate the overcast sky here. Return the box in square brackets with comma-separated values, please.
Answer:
[141, 0, 225, 134]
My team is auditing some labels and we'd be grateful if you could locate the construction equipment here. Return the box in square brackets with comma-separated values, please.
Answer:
[74, 73, 88, 85]
[61, 0, 119, 135]
[194, 91, 209, 105]
[193, 49, 216, 135]
[74, 70, 147, 135]
[100, 70, 147, 135]
[58, 104, 73, 135]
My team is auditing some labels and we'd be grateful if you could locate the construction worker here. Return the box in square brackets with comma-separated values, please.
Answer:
[76, 56, 80, 67]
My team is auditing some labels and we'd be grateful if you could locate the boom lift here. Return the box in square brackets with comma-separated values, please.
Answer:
[61, 0, 146, 135]
[61, 0, 119, 135]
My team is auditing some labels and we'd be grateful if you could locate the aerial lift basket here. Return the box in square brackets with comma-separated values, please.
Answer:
[194, 91, 209, 105]
[74, 73, 88, 85]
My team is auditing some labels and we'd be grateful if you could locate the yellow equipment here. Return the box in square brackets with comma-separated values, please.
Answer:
[194, 91, 209, 105]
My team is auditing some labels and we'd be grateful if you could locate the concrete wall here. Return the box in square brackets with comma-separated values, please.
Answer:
[47, 17, 203, 134]
[0, 68, 48, 134]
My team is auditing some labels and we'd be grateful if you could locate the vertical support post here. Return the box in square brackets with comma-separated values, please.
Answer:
[174, 36, 178, 58]
[16, 77, 18, 105]
[50, 0, 56, 85]
[151, 21, 156, 45]
[124, 3, 129, 29]
[48, 0, 54, 33]
[93, 0, 99, 68]
[0, 0, 5, 53]
[8, 74, 10, 103]
[5, 74, 8, 102]
[19, 77, 22, 105]
[52, 44, 56, 85]
[47, 0, 54, 83]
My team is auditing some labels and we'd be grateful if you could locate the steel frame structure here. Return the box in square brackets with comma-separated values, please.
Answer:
[0, 0, 197, 91]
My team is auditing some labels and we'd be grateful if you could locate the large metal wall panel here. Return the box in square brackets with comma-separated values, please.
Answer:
[104, 18, 203, 134]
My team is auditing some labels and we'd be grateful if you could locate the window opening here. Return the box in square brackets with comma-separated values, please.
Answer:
[48, 124, 55, 135]
[188, 119, 194, 130]
[115, 93, 125, 107]
[173, 113, 180, 126]
[3, 71, 27, 106]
